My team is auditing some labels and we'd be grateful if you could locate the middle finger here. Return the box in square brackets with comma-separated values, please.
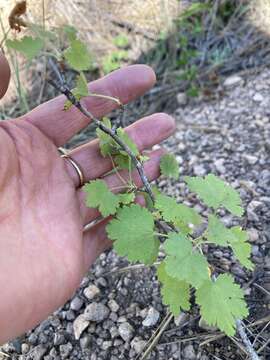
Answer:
[63, 113, 175, 187]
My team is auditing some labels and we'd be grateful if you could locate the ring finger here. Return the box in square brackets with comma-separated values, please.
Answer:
[78, 148, 165, 225]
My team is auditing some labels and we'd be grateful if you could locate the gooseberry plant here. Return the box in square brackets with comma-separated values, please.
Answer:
[4, 16, 253, 338]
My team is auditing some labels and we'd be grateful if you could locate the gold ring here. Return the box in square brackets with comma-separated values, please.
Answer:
[61, 154, 85, 187]
[58, 147, 69, 156]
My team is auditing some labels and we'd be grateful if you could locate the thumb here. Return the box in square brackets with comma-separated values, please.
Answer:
[0, 52, 11, 99]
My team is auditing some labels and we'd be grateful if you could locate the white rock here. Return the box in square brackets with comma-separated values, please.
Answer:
[118, 322, 134, 342]
[224, 75, 243, 88]
[83, 285, 100, 300]
[253, 93, 264, 102]
[73, 314, 90, 340]
[214, 158, 226, 174]
[131, 337, 147, 354]
[142, 307, 160, 327]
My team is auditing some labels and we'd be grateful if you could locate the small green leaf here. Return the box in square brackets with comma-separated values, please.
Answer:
[184, 174, 244, 216]
[64, 39, 92, 71]
[6, 36, 43, 60]
[96, 118, 116, 157]
[157, 262, 190, 316]
[83, 180, 119, 217]
[196, 274, 248, 336]
[164, 233, 209, 288]
[206, 215, 253, 270]
[64, 100, 73, 111]
[160, 153, 179, 180]
[107, 204, 159, 264]
[118, 193, 135, 205]
[113, 34, 129, 48]
[73, 72, 89, 97]
[62, 25, 78, 41]
[155, 193, 202, 230]
[116, 128, 139, 156]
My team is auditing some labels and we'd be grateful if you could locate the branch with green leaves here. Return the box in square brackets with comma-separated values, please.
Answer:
[4, 23, 257, 353]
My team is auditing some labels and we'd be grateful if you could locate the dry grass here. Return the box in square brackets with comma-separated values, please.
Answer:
[0, 0, 181, 109]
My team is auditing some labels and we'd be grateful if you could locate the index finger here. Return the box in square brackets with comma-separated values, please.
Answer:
[25, 65, 156, 146]
[0, 53, 11, 99]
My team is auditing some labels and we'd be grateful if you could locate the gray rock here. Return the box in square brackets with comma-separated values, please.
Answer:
[183, 344, 196, 359]
[59, 343, 73, 359]
[53, 333, 65, 346]
[80, 335, 91, 349]
[247, 228, 259, 243]
[177, 92, 188, 106]
[73, 314, 90, 340]
[84, 302, 109, 322]
[110, 326, 119, 339]
[247, 200, 263, 222]
[31, 345, 47, 360]
[70, 296, 84, 311]
[199, 318, 218, 332]
[131, 337, 147, 354]
[28, 333, 38, 345]
[83, 285, 100, 300]
[108, 299, 120, 313]
[142, 307, 160, 327]
[224, 75, 243, 88]
[193, 164, 206, 176]
[118, 322, 134, 342]
[101, 341, 112, 350]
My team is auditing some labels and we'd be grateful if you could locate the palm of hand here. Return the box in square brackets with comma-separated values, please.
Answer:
[0, 119, 85, 341]
[0, 64, 175, 343]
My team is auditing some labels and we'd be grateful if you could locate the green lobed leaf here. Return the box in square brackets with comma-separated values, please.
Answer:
[206, 215, 253, 270]
[196, 274, 248, 336]
[29, 23, 56, 41]
[229, 227, 253, 270]
[157, 262, 190, 316]
[96, 118, 116, 157]
[114, 154, 134, 170]
[73, 72, 89, 98]
[83, 179, 119, 217]
[164, 232, 209, 288]
[184, 174, 244, 216]
[62, 25, 78, 41]
[107, 204, 159, 264]
[116, 128, 139, 156]
[63, 39, 92, 71]
[160, 153, 179, 180]
[155, 193, 202, 231]
[6, 36, 43, 60]
[113, 34, 129, 48]
[118, 192, 135, 205]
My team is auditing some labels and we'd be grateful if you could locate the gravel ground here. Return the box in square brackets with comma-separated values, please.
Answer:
[1, 69, 270, 360]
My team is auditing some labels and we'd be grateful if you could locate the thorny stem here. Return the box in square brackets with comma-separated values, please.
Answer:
[48, 59, 155, 204]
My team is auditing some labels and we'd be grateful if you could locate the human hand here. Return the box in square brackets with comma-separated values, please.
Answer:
[0, 53, 175, 344]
